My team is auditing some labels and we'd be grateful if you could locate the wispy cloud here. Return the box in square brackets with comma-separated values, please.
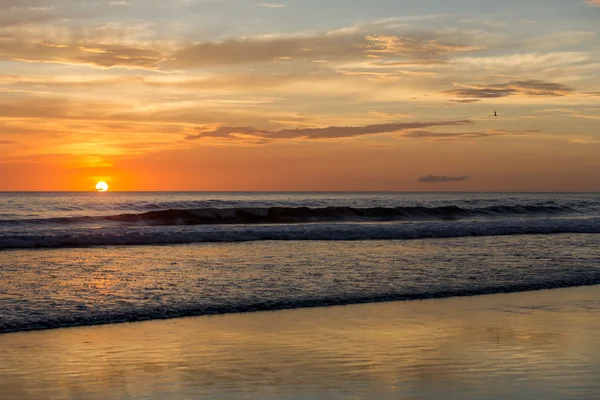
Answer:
[0, 19, 482, 71]
[165, 22, 481, 69]
[401, 129, 539, 140]
[0, 22, 169, 70]
[256, 3, 284, 8]
[185, 120, 473, 141]
[533, 107, 600, 121]
[442, 80, 574, 99]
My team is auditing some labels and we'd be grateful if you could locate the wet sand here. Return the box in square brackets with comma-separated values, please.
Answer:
[1, 285, 600, 399]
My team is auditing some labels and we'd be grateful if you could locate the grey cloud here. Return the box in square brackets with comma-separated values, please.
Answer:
[0, 16, 483, 70]
[446, 88, 514, 98]
[0, 22, 479, 70]
[0, 16, 168, 70]
[400, 128, 539, 140]
[369, 60, 450, 67]
[0, 40, 165, 70]
[0, 13, 59, 28]
[449, 99, 480, 103]
[418, 175, 470, 183]
[0, 0, 47, 9]
[185, 120, 473, 141]
[164, 24, 480, 69]
[165, 35, 359, 68]
[443, 80, 574, 98]
[0, 1, 96, 27]
[402, 131, 492, 139]
[489, 129, 540, 134]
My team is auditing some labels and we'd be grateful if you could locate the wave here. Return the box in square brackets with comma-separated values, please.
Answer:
[1, 216, 599, 249]
[3, 275, 600, 333]
[0, 205, 579, 227]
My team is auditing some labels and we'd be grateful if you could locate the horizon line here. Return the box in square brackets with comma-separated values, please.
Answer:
[1, 191, 599, 194]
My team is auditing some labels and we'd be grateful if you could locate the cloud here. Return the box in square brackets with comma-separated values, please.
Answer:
[0, 72, 342, 93]
[256, 3, 284, 7]
[185, 120, 473, 141]
[368, 110, 413, 118]
[449, 99, 480, 103]
[531, 107, 600, 121]
[164, 23, 480, 69]
[400, 128, 539, 140]
[403, 131, 491, 139]
[0, 140, 15, 145]
[442, 80, 574, 99]
[0, 0, 48, 10]
[0, 19, 171, 70]
[489, 129, 540, 135]
[587, 1, 600, 5]
[535, 108, 575, 113]
[418, 175, 470, 183]
[0, 19, 481, 71]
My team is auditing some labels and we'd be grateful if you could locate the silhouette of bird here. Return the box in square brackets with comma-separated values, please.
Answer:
[494, 110, 497, 117]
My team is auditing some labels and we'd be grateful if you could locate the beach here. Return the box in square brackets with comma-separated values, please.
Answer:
[2, 285, 600, 399]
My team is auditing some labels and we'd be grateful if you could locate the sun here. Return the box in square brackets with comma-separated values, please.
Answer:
[95, 181, 109, 192]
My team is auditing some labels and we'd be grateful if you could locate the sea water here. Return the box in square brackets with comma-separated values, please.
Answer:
[1, 192, 599, 332]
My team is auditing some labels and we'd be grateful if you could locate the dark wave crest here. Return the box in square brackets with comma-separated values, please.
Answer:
[1, 205, 578, 227]
[2, 216, 599, 249]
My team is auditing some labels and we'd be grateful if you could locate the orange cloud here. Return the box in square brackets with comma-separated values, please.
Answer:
[442, 80, 575, 99]
[400, 129, 540, 140]
[1, 41, 166, 70]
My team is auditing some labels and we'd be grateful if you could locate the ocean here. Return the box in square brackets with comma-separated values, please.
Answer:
[1, 192, 599, 333]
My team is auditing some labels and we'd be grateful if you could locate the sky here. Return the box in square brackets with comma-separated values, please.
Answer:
[0, 0, 599, 191]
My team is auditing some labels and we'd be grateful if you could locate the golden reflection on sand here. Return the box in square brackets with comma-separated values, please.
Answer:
[1, 286, 600, 399]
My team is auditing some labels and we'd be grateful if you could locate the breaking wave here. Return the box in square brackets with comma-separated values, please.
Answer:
[0, 205, 578, 227]
[1, 216, 599, 249]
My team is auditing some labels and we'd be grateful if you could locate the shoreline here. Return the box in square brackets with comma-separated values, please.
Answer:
[3, 282, 600, 335]
[2, 285, 600, 399]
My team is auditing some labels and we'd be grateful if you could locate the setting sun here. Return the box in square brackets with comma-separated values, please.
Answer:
[95, 181, 109, 192]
